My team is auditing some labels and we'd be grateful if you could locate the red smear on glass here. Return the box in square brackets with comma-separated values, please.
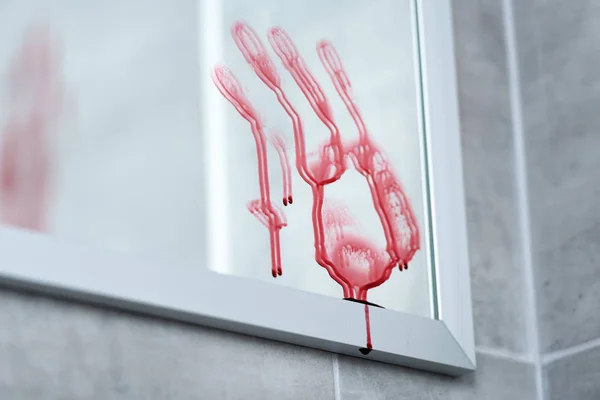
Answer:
[268, 27, 346, 186]
[212, 66, 287, 277]
[216, 21, 421, 352]
[228, 21, 353, 295]
[318, 40, 420, 268]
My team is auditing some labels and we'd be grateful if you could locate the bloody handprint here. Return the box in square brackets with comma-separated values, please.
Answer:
[0, 26, 64, 232]
[214, 21, 421, 352]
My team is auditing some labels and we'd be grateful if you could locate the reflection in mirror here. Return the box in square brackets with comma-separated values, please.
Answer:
[0, 1, 435, 350]
[0, 1, 206, 260]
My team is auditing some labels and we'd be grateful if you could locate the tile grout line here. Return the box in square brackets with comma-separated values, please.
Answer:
[476, 345, 533, 364]
[501, 1, 544, 399]
[332, 354, 341, 400]
[543, 336, 600, 365]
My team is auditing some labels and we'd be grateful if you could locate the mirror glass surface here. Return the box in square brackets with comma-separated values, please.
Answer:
[0, 0, 435, 319]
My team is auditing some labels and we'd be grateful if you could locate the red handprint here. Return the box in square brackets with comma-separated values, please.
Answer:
[214, 21, 421, 353]
[0, 26, 63, 232]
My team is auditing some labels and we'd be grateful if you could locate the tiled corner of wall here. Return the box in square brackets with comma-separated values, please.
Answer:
[512, 0, 600, 398]
[453, 0, 529, 356]
[514, 0, 600, 355]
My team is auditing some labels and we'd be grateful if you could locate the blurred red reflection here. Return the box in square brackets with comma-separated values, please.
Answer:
[0, 25, 64, 231]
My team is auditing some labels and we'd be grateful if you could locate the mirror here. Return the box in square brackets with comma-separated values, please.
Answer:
[203, 0, 433, 319]
[0, 0, 433, 327]
[0, 2, 207, 260]
[0, 0, 474, 374]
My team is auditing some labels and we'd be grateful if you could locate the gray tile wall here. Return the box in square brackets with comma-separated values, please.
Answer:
[454, 0, 528, 355]
[545, 346, 600, 400]
[0, 289, 335, 400]
[338, 353, 535, 400]
[512, 0, 600, 398]
[4, 0, 579, 398]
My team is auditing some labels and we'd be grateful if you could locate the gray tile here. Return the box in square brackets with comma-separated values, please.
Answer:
[515, 0, 600, 352]
[453, 0, 528, 353]
[338, 352, 537, 400]
[0, 288, 335, 400]
[536, 222, 600, 353]
[545, 344, 600, 400]
[512, 0, 544, 86]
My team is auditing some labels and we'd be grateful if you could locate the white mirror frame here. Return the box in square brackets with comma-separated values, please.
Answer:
[0, 0, 474, 376]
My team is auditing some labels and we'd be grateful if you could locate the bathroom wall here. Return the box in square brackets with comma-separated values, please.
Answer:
[0, 0, 563, 398]
[513, 0, 600, 399]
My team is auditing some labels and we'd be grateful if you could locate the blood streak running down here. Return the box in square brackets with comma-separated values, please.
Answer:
[269, 129, 293, 206]
[0, 26, 64, 232]
[213, 21, 420, 353]
[212, 66, 288, 278]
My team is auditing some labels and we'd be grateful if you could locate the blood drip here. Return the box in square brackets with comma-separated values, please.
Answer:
[212, 66, 287, 277]
[364, 304, 373, 352]
[269, 130, 293, 208]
